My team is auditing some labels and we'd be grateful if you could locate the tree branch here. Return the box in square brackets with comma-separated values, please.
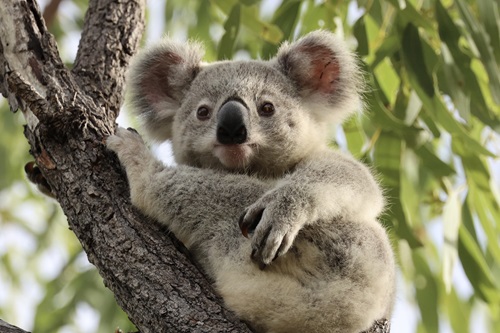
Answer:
[72, 0, 144, 117]
[0, 319, 30, 333]
[0, 1, 389, 332]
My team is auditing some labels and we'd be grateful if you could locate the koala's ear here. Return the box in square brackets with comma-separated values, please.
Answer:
[127, 38, 203, 141]
[274, 30, 362, 123]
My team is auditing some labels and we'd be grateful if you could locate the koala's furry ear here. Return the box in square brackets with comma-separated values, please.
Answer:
[274, 30, 362, 123]
[127, 38, 204, 141]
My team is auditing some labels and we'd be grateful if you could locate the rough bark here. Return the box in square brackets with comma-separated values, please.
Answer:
[0, 320, 29, 333]
[0, 1, 390, 333]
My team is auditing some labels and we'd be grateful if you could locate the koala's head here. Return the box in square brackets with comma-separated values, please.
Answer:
[128, 31, 361, 177]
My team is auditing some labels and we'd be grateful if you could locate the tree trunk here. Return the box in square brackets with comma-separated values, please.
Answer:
[0, 1, 390, 333]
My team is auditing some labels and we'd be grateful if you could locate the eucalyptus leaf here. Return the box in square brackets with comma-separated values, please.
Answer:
[218, 4, 241, 60]
[212, 0, 283, 43]
[442, 189, 461, 293]
[401, 23, 435, 97]
[456, 0, 500, 104]
[353, 15, 369, 56]
[458, 223, 500, 304]
[413, 251, 439, 332]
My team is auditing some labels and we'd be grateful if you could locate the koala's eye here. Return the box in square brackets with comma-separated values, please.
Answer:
[196, 106, 211, 120]
[259, 102, 275, 117]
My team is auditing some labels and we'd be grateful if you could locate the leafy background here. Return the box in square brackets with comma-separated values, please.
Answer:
[0, 0, 499, 332]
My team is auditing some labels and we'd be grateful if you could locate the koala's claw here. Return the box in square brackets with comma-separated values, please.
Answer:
[241, 195, 305, 267]
[239, 209, 264, 238]
[106, 127, 150, 171]
[126, 127, 139, 134]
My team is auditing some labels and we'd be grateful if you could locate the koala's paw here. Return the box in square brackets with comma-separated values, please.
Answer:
[239, 188, 314, 268]
[106, 127, 148, 169]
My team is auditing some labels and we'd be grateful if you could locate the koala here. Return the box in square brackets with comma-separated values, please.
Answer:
[107, 30, 396, 333]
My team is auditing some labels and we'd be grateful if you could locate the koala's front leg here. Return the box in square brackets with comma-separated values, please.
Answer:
[106, 127, 164, 212]
[239, 184, 317, 267]
[240, 150, 385, 267]
[107, 128, 270, 251]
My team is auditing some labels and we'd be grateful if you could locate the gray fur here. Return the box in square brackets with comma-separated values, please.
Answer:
[107, 31, 396, 333]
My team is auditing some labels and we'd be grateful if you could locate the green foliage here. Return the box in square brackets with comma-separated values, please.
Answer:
[1, 0, 499, 332]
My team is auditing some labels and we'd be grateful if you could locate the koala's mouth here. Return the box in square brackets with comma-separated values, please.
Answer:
[213, 144, 255, 169]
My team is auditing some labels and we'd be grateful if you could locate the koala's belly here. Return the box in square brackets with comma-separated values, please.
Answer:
[214, 260, 373, 333]
[215, 258, 315, 332]
[203, 223, 393, 333]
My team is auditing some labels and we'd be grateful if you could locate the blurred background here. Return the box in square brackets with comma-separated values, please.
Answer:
[0, 0, 499, 332]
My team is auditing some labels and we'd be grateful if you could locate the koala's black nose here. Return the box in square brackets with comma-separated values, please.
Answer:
[217, 100, 248, 144]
